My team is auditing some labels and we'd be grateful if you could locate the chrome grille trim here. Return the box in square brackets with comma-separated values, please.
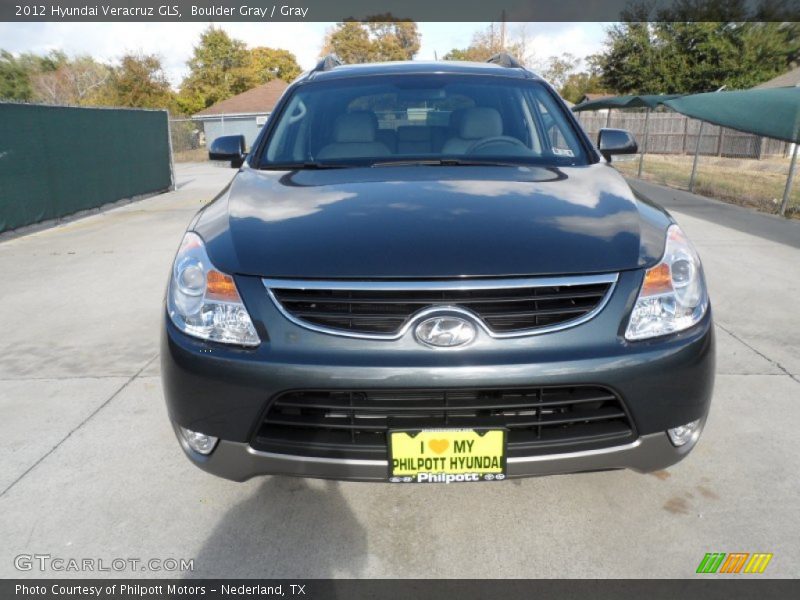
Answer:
[263, 273, 618, 340]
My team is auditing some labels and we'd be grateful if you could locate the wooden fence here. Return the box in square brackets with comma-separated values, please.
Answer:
[576, 110, 789, 159]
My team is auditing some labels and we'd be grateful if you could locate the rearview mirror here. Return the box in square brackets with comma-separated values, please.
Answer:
[208, 135, 246, 168]
[597, 128, 638, 161]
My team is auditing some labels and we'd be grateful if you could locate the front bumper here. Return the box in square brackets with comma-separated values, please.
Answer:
[161, 270, 715, 482]
[176, 428, 703, 482]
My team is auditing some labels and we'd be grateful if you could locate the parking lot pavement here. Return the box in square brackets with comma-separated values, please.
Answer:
[0, 163, 798, 579]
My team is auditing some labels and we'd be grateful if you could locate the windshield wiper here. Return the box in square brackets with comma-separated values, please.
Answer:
[260, 162, 350, 170]
[370, 158, 525, 168]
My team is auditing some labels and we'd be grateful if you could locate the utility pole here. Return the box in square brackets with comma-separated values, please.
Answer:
[500, 11, 506, 50]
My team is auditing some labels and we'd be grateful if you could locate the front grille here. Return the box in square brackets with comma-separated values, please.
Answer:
[251, 386, 636, 460]
[267, 275, 615, 337]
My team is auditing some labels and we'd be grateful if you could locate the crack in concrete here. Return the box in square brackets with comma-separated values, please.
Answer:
[716, 372, 793, 376]
[0, 353, 159, 499]
[715, 323, 800, 386]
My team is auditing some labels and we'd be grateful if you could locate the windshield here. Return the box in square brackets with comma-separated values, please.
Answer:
[257, 74, 590, 168]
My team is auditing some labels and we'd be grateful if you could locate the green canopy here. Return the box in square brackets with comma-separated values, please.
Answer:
[572, 94, 682, 112]
[663, 88, 800, 144]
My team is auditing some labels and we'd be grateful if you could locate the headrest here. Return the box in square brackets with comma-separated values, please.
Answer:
[459, 107, 503, 140]
[333, 112, 377, 143]
[449, 108, 468, 130]
[397, 126, 430, 142]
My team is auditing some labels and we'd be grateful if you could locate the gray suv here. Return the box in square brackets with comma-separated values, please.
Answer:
[161, 55, 714, 483]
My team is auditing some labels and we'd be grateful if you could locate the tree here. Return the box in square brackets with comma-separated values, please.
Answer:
[97, 53, 176, 110]
[537, 53, 608, 103]
[179, 26, 252, 114]
[593, 22, 661, 94]
[23, 50, 69, 74]
[443, 23, 531, 65]
[0, 50, 33, 101]
[323, 22, 372, 63]
[2, 49, 183, 110]
[366, 18, 421, 61]
[247, 47, 302, 83]
[559, 71, 607, 104]
[322, 18, 421, 63]
[540, 53, 579, 92]
[29, 55, 110, 105]
[594, 1, 800, 94]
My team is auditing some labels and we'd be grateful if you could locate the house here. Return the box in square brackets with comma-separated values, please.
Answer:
[192, 79, 289, 148]
[576, 92, 612, 105]
[575, 92, 612, 115]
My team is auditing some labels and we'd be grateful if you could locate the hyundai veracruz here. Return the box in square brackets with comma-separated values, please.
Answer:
[161, 56, 714, 483]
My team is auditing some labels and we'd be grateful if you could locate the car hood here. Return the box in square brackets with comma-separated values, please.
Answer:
[196, 163, 672, 279]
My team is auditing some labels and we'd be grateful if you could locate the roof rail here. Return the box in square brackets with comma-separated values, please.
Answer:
[486, 53, 524, 69]
[313, 54, 343, 73]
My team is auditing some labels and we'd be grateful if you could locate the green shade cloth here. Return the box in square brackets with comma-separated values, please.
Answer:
[572, 94, 682, 112]
[0, 103, 172, 233]
[663, 88, 800, 144]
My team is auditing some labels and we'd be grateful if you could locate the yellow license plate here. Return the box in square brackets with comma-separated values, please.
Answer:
[389, 429, 506, 483]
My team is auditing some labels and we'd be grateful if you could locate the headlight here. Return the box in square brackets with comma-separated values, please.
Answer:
[167, 232, 260, 346]
[625, 224, 708, 341]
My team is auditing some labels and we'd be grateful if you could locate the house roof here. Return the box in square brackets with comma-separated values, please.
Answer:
[194, 79, 289, 117]
[577, 93, 612, 104]
[754, 66, 800, 89]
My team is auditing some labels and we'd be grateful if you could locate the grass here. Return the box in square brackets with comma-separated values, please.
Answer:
[173, 147, 208, 163]
[613, 154, 800, 219]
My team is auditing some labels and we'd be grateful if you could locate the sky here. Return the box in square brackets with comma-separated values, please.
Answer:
[0, 22, 608, 86]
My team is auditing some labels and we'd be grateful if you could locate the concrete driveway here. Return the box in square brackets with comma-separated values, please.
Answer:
[0, 163, 798, 578]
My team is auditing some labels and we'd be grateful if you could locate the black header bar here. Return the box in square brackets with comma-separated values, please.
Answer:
[1, 0, 798, 22]
[4, 579, 800, 600]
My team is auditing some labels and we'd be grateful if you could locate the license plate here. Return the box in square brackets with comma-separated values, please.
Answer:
[388, 429, 506, 483]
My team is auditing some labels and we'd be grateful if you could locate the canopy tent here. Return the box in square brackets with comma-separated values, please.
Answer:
[572, 88, 800, 215]
[572, 94, 682, 112]
[662, 87, 800, 144]
[663, 88, 800, 215]
[573, 95, 682, 177]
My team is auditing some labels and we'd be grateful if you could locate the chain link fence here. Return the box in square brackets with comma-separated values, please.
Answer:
[169, 117, 206, 162]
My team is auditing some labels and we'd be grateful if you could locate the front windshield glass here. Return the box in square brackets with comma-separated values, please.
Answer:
[258, 74, 589, 168]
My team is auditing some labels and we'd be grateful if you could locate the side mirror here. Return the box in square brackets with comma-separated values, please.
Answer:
[597, 128, 638, 161]
[208, 135, 246, 168]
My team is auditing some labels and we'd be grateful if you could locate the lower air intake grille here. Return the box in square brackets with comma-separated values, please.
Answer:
[251, 386, 635, 460]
